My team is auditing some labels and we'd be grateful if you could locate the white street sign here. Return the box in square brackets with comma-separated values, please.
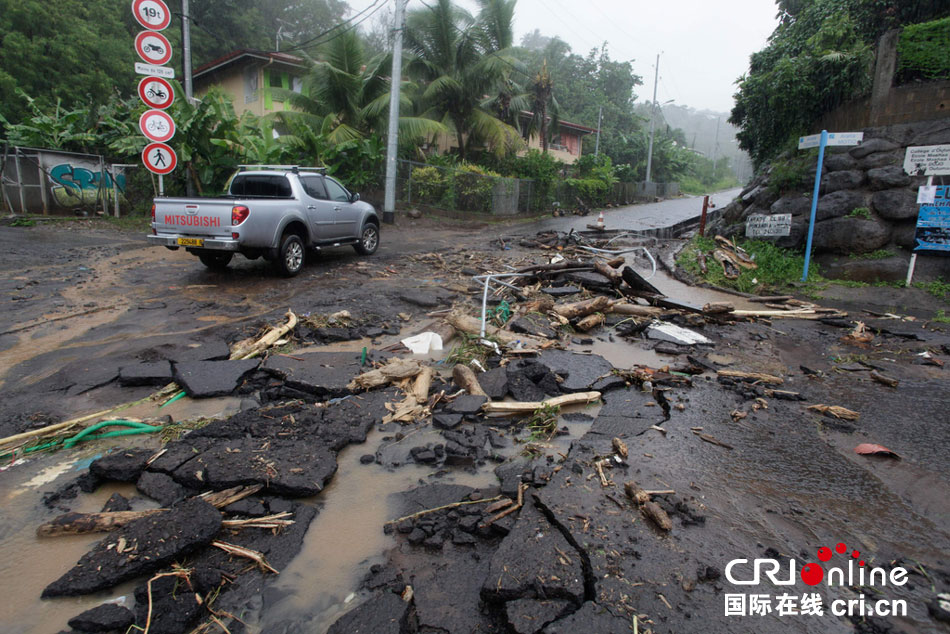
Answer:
[746, 214, 792, 238]
[135, 62, 175, 78]
[904, 145, 950, 176]
[825, 132, 863, 146]
[798, 134, 821, 150]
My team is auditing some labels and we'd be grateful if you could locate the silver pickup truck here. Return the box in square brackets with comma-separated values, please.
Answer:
[147, 166, 380, 276]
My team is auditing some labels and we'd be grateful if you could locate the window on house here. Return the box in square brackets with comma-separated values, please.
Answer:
[270, 71, 283, 88]
[243, 67, 258, 104]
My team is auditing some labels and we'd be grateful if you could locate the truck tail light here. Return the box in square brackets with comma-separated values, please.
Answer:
[231, 205, 250, 226]
[151, 204, 156, 235]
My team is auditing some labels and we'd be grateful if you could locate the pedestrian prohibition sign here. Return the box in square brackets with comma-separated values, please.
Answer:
[135, 31, 172, 66]
[143, 142, 177, 175]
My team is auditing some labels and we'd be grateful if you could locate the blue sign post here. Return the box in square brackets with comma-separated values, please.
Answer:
[798, 130, 865, 281]
[801, 130, 828, 281]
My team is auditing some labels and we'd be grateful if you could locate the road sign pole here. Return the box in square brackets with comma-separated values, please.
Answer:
[801, 130, 828, 281]
[159, 174, 164, 197]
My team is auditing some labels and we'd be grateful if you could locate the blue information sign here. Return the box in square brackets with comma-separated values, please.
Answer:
[915, 186, 950, 252]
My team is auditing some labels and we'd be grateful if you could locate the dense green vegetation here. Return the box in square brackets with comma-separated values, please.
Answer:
[897, 17, 950, 82]
[1, 0, 741, 208]
[731, 0, 950, 167]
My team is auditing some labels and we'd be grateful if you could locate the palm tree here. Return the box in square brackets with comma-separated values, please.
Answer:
[525, 59, 559, 153]
[404, 0, 522, 159]
[277, 29, 443, 145]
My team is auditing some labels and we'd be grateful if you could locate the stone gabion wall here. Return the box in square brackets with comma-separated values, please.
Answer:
[711, 119, 950, 280]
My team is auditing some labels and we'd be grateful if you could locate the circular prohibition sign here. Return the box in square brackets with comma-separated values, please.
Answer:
[139, 110, 176, 143]
[135, 31, 173, 66]
[138, 76, 175, 109]
[132, 0, 172, 31]
[142, 142, 177, 175]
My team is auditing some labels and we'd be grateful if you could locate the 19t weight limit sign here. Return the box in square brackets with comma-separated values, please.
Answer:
[132, 0, 171, 31]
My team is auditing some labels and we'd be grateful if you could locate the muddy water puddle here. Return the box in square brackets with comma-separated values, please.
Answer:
[0, 451, 150, 634]
[257, 427, 498, 633]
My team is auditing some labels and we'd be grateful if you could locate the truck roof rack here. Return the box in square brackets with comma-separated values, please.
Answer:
[237, 165, 326, 174]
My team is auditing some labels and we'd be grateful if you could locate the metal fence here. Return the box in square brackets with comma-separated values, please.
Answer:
[389, 159, 679, 217]
[1, 145, 144, 216]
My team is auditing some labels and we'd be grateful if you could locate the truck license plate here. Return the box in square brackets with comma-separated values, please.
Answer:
[177, 238, 204, 247]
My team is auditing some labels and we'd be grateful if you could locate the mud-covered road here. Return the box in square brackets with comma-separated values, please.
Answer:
[0, 201, 948, 634]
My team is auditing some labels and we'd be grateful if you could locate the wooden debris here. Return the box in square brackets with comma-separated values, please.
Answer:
[481, 391, 601, 415]
[702, 302, 734, 315]
[412, 365, 435, 403]
[807, 404, 860, 420]
[446, 311, 546, 348]
[842, 321, 874, 346]
[713, 250, 740, 279]
[452, 364, 488, 397]
[348, 357, 424, 391]
[595, 460, 610, 487]
[481, 483, 525, 528]
[717, 370, 784, 385]
[697, 252, 708, 275]
[221, 512, 294, 530]
[575, 313, 605, 331]
[37, 509, 165, 537]
[593, 259, 623, 285]
[748, 295, 794, 303]
[624, 481, 673, 531]
[212, 540, 279, 574]
[230, 310, 299, 360]
[608, 303, 664, 317]
[385, 495, 505, 526]
[553, 296, 611, 320]
[200, 484, 264, 509]
[38, 484, 265, 537]
[612, 437, 628, 459]
[692, 430, 734, 449]
[869, 370, 899, 388]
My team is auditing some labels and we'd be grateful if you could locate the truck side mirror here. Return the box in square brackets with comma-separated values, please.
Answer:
[350, 192, 360, 203]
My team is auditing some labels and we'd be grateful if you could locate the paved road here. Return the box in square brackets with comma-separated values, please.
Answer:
[532, 187, 742, 233]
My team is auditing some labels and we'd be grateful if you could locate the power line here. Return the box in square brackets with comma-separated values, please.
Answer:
[268, 0, 386, 53]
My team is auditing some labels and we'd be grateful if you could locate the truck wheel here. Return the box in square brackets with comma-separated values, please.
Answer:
[277, 233, 305, 276]
[353, 221, 379, 255]
[198, 252, 233, 270]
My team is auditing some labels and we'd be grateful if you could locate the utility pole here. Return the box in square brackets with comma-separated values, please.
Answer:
[594, 105, 603, 156]
[181, 0, 195, 196]
[644, 53, 660, 184]
[711, 116, 720, 172]
[383, 0, 407, 225]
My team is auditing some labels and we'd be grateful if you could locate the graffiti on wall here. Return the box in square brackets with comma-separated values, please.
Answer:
[48, 163, 127, 208]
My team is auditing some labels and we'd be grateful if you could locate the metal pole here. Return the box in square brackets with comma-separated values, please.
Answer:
[645, 54, 660, 184]
[159, 174, 164, 197]
[383, 0, 407, 225]
[182, 0, 195, 197]
[38, 158, 49, 214]
[111, 165, 120, 217]
[14, 148, 27, 214]
[181, 0, 193, 101]
[594, 105, 603, 156]
[801, 130, 828, 281]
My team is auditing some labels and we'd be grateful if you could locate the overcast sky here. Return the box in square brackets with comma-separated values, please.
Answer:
[348, 0, 779, 115]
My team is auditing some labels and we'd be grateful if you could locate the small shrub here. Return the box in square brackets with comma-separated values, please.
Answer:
[452, 163, 499, 212]
[848, 207, 871, 219]
[411, 166, 448, 205]
[850, 248, 893, 260]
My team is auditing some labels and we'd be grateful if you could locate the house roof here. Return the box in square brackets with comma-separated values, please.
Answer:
[193, 49, 306, 81]
[518, 111, 598, 135]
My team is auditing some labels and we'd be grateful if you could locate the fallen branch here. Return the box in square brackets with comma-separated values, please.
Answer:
[348, 357, 424, 391]
[554, 296, 611, 320]
[212, 540, 279, 574]
[37, 509, 164, 537]
[412, 365, 435, 403]
[624, 481, 672, 531]
[452, 364, 487, 397]
[229, 310, 298, 360]
[608, 303, 664, 318]
[806, 404, 860, 420]
[446, 311, 547, 348]
[869, 370, 899, 388]
[481, 391, 601, 415]
[575, 313, 605, 331]
[692, 430, 734, 449]
[221, 512, 294, 530]
[481, 483, 525, 528]
[385, 495, 504, 526]
[717, 370, 784, 385]
[200, 484, 264, 508]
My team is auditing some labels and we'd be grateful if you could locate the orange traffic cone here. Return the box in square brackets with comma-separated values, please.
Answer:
[596, 210, 605, 229]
